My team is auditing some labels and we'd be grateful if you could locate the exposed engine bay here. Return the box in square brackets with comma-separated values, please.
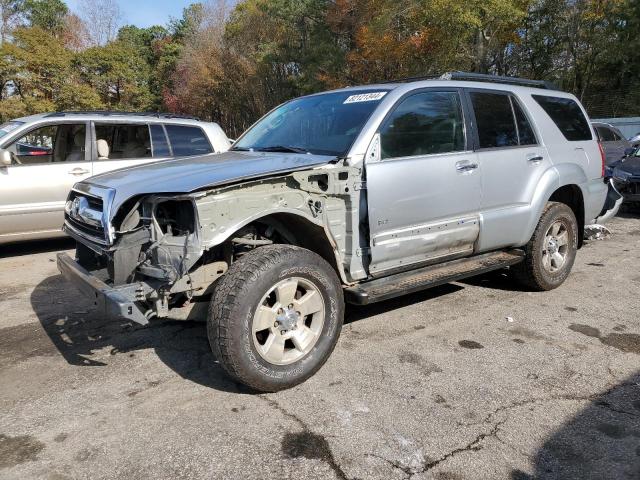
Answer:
[68, 165, 364, 324]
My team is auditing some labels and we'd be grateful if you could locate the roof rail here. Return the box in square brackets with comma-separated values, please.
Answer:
[43, 111, 201, 121]
[383, 71, 559, 90]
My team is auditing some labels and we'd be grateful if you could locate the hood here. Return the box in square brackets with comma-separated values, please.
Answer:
[612, 155, 640, 180]
[83, 150, 335, 214]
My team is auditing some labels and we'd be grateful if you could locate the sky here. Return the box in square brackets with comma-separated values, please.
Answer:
[65, 0, 197, 28]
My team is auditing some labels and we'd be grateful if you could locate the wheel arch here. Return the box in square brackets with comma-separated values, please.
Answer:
[209, 211, 347, 284]
[548, 184, 585, 248]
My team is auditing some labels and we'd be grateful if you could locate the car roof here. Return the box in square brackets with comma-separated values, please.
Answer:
[308, 79, 578, 101]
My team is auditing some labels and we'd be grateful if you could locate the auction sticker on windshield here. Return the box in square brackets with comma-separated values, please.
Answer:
[344, 92, 387, 104]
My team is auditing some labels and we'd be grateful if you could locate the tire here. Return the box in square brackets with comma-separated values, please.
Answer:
[207, 244, 344, 392]
[512, 202, 578, 291]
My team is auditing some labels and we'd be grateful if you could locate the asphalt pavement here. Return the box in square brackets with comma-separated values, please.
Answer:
[1, 214, 639, 480]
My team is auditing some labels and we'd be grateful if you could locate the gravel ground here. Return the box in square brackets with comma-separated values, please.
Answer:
[1, 214, 639, 480]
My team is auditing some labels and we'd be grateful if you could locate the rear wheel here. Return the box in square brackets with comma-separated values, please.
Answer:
[513, 202, 578, 291]
[207, 245, 344, 392]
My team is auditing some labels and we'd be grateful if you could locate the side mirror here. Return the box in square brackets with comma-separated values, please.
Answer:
[623, 147, 635, 157]
[0, 149, 11, 166]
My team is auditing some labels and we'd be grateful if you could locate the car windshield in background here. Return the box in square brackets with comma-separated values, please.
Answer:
[0, 121, 24, 138]
[233, 90, 390, 156]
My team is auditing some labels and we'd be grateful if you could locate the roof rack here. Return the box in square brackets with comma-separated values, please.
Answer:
[43, 111, 201, 121]
[384, 71, 558, 90]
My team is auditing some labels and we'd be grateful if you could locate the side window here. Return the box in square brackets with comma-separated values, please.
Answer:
[596, 126, 615, 142]
[532, 95, 592, 141]
[165, 125, 213, 156]
[611, 129, 623, 141]
[7, 124, 86, 165]
[511, 98, 537, 145]
[94, 124, 151, 160]
[380, 91, 465, 159]
[469, 92, 518, 148]
[149, 124, 171, 157]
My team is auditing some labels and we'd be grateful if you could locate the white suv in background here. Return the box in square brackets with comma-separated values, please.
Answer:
[0, 112, 231, 245]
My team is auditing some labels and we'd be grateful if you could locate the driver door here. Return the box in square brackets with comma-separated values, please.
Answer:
[0, 122, 92, 242]
[365, 89, 482, 275]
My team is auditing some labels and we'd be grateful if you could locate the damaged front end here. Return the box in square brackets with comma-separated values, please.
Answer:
[59, 186, 226, 325]
[57, 163, 362, 325]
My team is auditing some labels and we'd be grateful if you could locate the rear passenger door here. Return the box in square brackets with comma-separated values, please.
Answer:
[467, 89, 550, 251]
[91, 122, 163, 176]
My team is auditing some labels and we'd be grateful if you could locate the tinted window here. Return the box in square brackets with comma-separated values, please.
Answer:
[596, 126, 615, 142]
[7, 124, 86, 165]
[512, 98, 537, 145]
[532, 95, 592, 141]
[165, 125, 213, 156]
[95, 124, 151, 160]
[233, 90, 389, 156]
[470, 92, 518, 148]
[380, 91, 465, 159]
[150, 124, 170, 157]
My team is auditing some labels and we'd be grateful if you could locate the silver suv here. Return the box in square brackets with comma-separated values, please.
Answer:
[0, 112, 230, 244]
[57, 73, 620, 392]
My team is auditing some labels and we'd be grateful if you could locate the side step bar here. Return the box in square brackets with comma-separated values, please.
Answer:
[345, 249, 525, 305]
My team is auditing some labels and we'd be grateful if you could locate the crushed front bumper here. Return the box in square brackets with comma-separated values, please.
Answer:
[57, 253, 151, 325]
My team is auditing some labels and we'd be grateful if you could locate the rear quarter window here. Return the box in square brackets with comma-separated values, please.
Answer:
[532, 95, 592, 141]
[165, 125, 213, 156]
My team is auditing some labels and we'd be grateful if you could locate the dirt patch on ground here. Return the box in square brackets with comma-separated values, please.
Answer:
[0, 323, 58, 366]
[569, 324, 640, 355]
[458, 340, 484, 349]
[0, 434, 45, 469]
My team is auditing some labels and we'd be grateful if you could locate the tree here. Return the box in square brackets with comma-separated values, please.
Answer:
[61, 13, 90, 51]
[77, 0, 123, 46]
[75, 40, 153, 109]
[0, 0, 25, 43]
[2, 26, 71, 102]
[117, 24, 170, 109]
[23, 0, 67, 32]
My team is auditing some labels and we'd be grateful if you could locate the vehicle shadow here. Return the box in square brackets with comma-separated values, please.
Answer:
[512, 372, 640, 480]
[0, 237, 74, 258]
[457, 268, 530, 292]
[31, 274, 248, 393]
[31, 275, 465, 392]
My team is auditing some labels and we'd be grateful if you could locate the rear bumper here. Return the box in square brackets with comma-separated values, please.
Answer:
[57, 253, 151, 325]
[594, 179, 623, 224]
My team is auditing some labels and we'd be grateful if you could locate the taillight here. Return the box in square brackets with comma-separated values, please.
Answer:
[598, 143, 606, 177]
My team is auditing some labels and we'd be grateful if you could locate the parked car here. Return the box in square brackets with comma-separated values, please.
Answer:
[592, 121, 632, 164]
[629, 132, 640, 148]
[0, 112, 231, 245]
[57, 72, 620, 392]
[608, 146, 640, 207]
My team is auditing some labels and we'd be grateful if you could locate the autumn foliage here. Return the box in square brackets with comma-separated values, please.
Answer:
[0, 0, 638, 137]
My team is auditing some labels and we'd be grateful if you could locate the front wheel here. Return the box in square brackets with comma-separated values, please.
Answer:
[207, 245, 344, 392]
[513, 201, 578, 291]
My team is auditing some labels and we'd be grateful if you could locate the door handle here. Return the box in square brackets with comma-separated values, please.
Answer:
[68, 168, 90, 176]
[455, 161, 479, 172]
[527, 154, 544, 164]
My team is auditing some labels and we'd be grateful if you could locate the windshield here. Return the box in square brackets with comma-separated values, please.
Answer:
[233, 90, 390, 156]
[0, 121, 24, 139]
